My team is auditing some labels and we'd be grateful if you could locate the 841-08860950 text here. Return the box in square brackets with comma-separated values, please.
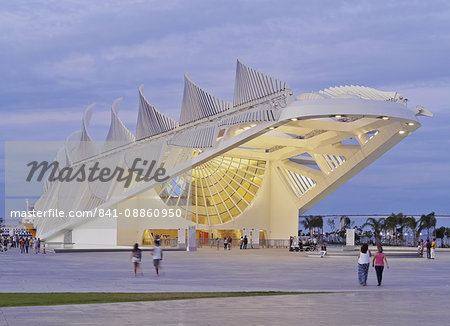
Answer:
[97, 208, 182, 218]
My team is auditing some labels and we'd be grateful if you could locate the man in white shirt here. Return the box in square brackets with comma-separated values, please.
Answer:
[153, 239, 163, 276]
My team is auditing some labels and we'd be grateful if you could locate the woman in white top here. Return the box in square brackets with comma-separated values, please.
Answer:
[357, 243, 371, 286]
[131, 243, 142, 277]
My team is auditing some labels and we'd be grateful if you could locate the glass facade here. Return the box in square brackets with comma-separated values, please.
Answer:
[158, 155, 266, 226]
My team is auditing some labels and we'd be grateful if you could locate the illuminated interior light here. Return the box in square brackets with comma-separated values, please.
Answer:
[399, 130, 406, 135]
[408, 122, 415, 126]
[381, 116, 389, 120]
[155, 156, 266, 227]
[335, 115, 342, 118]
[290, 118, 298, 121]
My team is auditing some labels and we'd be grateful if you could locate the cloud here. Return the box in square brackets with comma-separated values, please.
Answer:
[0, 111, 81, 126]
[1, 0, 450, 215]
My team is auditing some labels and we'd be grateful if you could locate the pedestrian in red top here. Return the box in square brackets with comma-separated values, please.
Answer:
[373, 246, 389, 286]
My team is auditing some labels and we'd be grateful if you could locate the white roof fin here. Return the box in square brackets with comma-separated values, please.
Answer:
[179, 73, 232, 125]
[234, 59, 291, 106]
[104, 98, 135, 151]
[136, 85, 178, 140]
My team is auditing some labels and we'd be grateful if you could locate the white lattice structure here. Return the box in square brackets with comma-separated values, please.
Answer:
[33, 60, 432, 246]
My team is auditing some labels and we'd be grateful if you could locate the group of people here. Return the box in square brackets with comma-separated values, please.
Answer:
[1, 235, 42, 254]
[131, 239, 163, 277]
[289, 236, 320, 252]
[417, 238, 437, 259]
[239, 235, 249, 249]
[358, 243, 389, 286]
[214, 236, 234, 250]
[212, 236, 252, 250]
[358, 238, 439, 286]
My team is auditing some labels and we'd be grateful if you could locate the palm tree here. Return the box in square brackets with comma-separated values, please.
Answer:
[419, 212, 437, 240]
[340, 216, 351, 230]
[315, 216, 324, 243]
[435, 226, 446, 248]
[362, 217, 385, 245]
[385, 213, 399, 244]
[406, 216, 419, 246]
[396, 214, 408, 244]
[364, 230, 374, 243]
[355, 225, 364, 244]
[337, 216, 352, 243]
[445, 228, 450, 247]
[301, 216, 315, 238]
[327, 218, 336, 233]
[327, 218, 336, 243]
[385, 213, 411, 245]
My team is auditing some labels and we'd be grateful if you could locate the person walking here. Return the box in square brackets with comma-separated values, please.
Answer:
[131, 243, 142, 277]
[418, 240, 423, 258]
[239, 236, 244, 249]
[358, 243, 371, 286]
[153, 239, 163, 276]
[425, 239, 431, 259]
[420, 239, 424, 257]
[1, 237, 6, 252]
[20, 238, 25, 254]
[215, 237, 220, 250]
[223, 237, 228, 250]
[320, 243, 327, 258]
[431, 238, 436, 259]
[227, 236, 232, 250]
[373, 246, 389, 286]
[243, 235, 248, 249]
[33, 237, 38, 254]
[25, 238, 29, 254]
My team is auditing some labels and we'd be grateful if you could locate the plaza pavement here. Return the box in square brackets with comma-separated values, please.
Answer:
[1, 247, 449, 325]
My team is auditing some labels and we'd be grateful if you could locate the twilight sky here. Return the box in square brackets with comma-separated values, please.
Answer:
[1, 0, 449, 222]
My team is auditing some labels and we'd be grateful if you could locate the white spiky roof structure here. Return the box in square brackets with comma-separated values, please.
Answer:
[32, 59, 432, 246]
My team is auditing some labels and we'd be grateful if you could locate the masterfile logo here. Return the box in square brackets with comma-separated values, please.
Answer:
[26, 158, 170, 188]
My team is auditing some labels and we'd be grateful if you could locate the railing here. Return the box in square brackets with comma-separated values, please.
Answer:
[194, 238, 294, 249]
[142, 238, 178, 248]
[144, 238, 420, 249]
[260, 239, 290, 248]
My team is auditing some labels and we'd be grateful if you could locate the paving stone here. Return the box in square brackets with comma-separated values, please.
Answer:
[1, 247, 449, 324]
